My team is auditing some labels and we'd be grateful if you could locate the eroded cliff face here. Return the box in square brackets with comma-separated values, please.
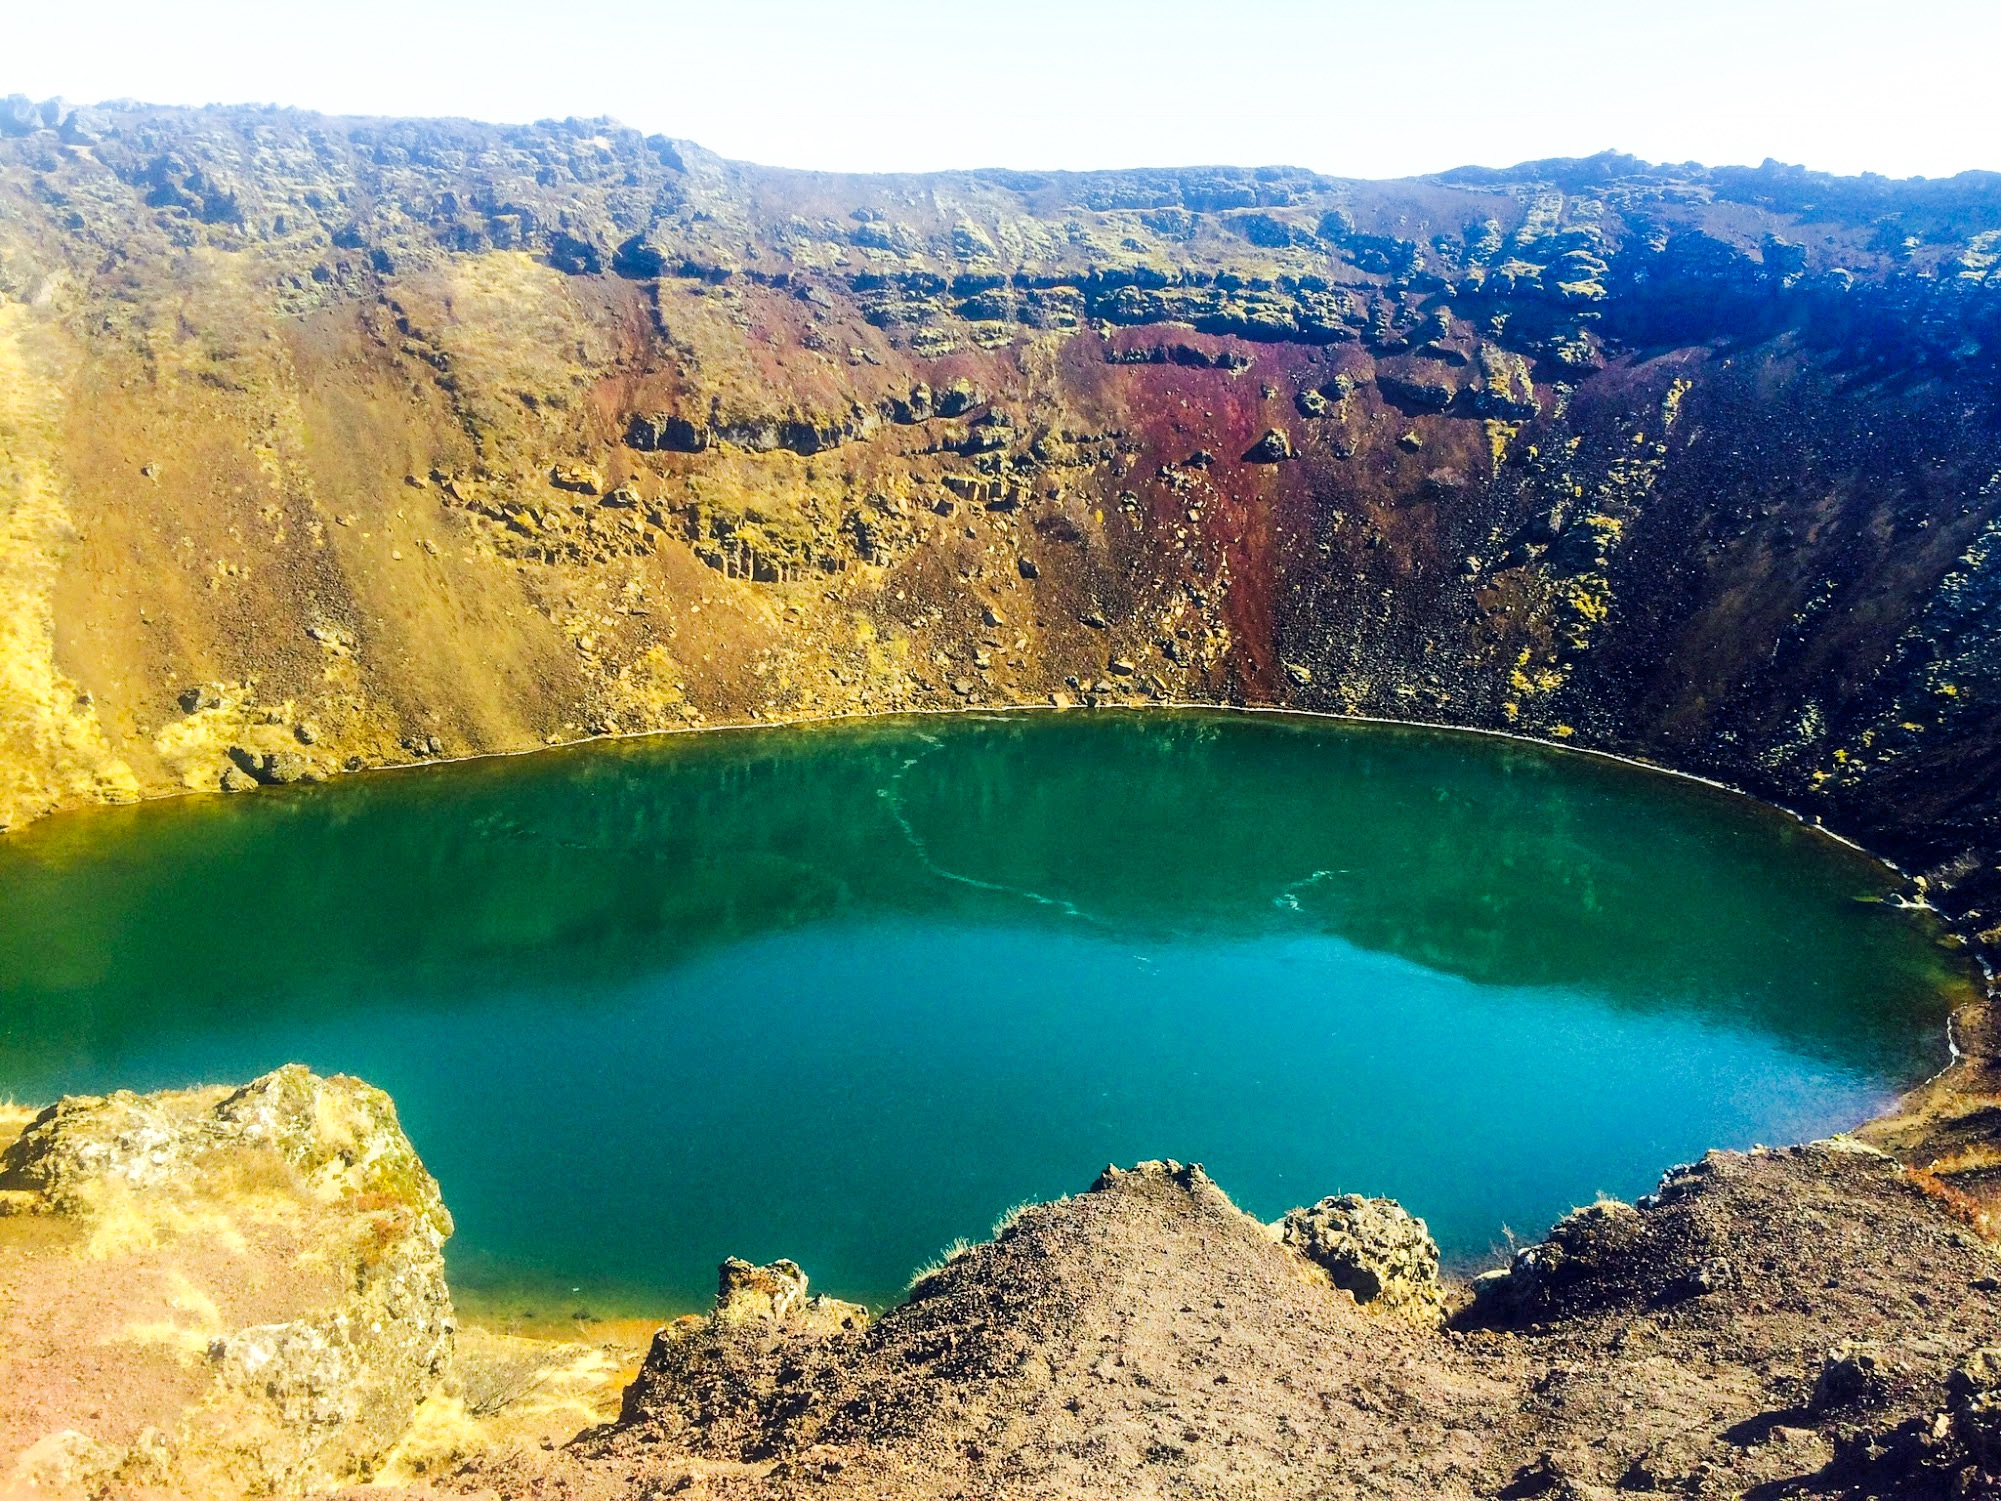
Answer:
[2, 98, 1999, 939]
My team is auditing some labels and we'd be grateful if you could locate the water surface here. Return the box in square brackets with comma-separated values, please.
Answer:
[0, 711, 1972, 1312]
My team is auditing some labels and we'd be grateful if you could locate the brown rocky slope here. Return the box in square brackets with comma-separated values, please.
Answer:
[448, 1148, 2001, 1501]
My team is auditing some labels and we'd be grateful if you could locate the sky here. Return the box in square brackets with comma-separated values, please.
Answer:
[8, 0, 1998, 180]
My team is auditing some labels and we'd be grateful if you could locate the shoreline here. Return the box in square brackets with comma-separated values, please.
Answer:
[11, 693, 1971, 921]
[6, 692, 1991, 1120]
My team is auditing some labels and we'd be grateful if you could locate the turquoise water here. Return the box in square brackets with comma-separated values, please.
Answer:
[0, 711, 1971, 1313]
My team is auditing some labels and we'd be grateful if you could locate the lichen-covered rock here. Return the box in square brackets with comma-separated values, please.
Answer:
[1472, 344, 1538, 418]
[1278, 1193, 1445, 1324]
[4, 1064, 449, 1237]
[1244, 427, 1293, 462]
[714, 1257, 868, 1335]
[0, 1066, 453, 1495]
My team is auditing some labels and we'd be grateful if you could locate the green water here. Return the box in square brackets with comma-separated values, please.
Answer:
[0, 710, 1972, 1314]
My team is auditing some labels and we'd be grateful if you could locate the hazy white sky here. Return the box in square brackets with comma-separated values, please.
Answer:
[9, 0, 1997, 179]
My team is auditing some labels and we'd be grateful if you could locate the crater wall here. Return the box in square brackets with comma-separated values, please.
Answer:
[2, 98, 1998, 943]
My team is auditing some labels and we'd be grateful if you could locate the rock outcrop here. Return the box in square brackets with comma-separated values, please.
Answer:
[1277, 1191, 1445, 1324]
[0, 1066, 454, 1496]
[710, 1256, 870, 1334]
[603, 1256, 870, 1458]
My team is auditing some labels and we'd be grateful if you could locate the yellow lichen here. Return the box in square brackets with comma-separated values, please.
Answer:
[1661, 376, 1693, 433]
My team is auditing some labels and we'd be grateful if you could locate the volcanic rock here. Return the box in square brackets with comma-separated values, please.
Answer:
[1278, 1193, 1445, 1324]
[0, 1068, 453, 1494]
[1244, 428, 1293, 462]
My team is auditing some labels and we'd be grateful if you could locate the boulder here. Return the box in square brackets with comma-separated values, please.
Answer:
[934, 378, 981, 418]
[626, 412, 710, 452]
[1950, 1346, 2001, 1466]
[887, 382, 934, 423]
[1379, 370, 1458, 411]
[224, 747, 313, 785]
[1244, 428, 1293, 463]
[1278, 1193, 1444, 1325]
[1471, 345, 1539, 419]
[611, 233, 667, 279]
[1813, 1339, 1890, 1410]
[0, 1068, 453, 1492]
[0, 95, 39, 137]
[262, 751, 311, 784]
[59, 108, 109, 147]
[546, 232, 603, 275]
[550, 464, 605, 495]
[714, 1257, 867, 1336]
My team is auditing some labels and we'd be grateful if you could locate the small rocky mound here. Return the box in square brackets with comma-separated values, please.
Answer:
[498, 1160, 1490, 1499]
[1462, 1140, 2001, 1497]
[1277, 1192, 1445, 1324]
[598, 1257, 868, 1462]
[712, 1256, 870, 1334]
[0, 1066, 454, 1497]
[1465, 1138, 1907, 1327]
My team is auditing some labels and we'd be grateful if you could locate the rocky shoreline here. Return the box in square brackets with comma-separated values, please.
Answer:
[5, 1066, 2001, 1497]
